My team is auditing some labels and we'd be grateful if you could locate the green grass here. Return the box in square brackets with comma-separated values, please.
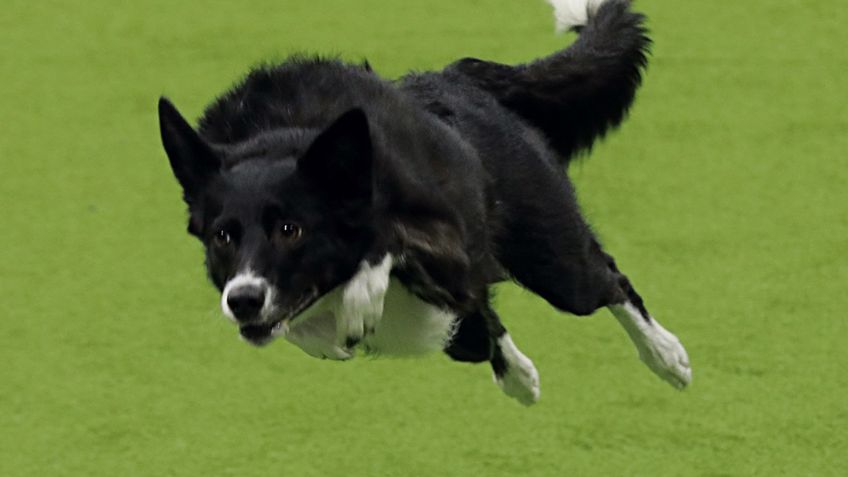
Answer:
[2, 0, 847, 475]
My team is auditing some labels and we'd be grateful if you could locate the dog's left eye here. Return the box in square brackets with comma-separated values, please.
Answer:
[278, 222, 303, 243]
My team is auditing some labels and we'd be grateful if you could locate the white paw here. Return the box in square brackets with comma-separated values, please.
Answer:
[635, 323, 692, 389]
[494, 334, 541, 406]
[336, 255, 392, 349]
[610, 303, 692, 390]
[283, 312, 353, 361]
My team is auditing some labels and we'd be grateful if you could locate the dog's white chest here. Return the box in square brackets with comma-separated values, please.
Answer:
[284, 278, 457, 359]
[362, 279, 458, 355]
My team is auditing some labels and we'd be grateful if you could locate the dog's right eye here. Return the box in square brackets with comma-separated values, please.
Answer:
[213, 229, 233, 247]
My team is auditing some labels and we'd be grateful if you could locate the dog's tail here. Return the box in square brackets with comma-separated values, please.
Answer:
[447, 0, 649, 164]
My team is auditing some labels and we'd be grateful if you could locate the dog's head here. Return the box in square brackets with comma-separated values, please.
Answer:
[158, 98, 375, 345]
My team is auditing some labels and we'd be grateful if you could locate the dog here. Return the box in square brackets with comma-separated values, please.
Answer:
[158, 0, 691, 406]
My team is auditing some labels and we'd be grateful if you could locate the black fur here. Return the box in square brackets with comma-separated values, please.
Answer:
[160, 0, 654, 377]
[445, 0, 649, 161]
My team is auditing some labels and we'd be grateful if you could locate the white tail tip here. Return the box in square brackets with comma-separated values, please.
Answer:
[546, 0, 609, 32]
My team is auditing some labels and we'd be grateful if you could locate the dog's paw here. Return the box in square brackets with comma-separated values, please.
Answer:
[610, 303, 692, 390]
[336, 255, 392, 349]
[283, 312, 354, 361]
[493, 335, 540, 406]
[336, 284, 386, 349]
[635, 323, 692, 390]
[495, 363, 540, 406]
[311, 345, 354, 361]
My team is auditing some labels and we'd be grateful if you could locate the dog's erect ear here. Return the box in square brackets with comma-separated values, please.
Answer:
[158, 97, 220, 202]
[297, 108, 372, 199]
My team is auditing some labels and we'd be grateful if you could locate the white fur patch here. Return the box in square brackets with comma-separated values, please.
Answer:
[494, 334, 540, 406]
[280, 256, 457, 359]
[337, 255, 393, 346]
[546, 0, 609, 32]
[609, 302, 692, 389]
[220, 271, 273, 322]
[359, 279, 457, 356]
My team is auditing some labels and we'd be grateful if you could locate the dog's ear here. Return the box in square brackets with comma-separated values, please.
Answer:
[158, 97, 220, 203]
[297, 108, 372, 200]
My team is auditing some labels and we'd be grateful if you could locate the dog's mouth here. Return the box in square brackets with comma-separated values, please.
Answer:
[238, 288, 322, 346]
[238, 321, 282, 346]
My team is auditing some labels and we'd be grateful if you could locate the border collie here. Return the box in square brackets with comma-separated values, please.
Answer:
[158, 0, 691, 405]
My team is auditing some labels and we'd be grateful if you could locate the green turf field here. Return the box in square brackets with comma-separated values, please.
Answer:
[2, 0, 846, 475]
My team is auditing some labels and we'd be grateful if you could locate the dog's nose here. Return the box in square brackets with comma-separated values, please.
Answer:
[226, 285, 266, 322]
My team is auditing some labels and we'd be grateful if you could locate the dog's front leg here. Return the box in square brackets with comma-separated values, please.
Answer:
[337, 254, 393, 350]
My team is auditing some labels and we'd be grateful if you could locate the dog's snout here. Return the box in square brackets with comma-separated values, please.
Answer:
[226, 284, 266, 322]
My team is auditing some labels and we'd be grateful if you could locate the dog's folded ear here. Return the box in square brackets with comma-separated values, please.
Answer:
[297, 108, 372, 200]
[158, 97, 221, 203]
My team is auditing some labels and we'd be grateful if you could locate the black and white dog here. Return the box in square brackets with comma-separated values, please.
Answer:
[159, 0, 691, 405]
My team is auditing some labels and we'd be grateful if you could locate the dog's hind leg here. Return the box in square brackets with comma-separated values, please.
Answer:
[445, 299, 540, 406]
[600, 254, 691, 389]
[497, 176, 691, 389]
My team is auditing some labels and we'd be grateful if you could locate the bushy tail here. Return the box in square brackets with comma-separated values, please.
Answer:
[447, 0, 650, 164]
